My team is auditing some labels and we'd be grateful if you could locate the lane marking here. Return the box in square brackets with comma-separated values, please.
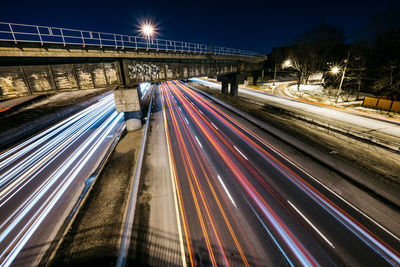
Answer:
[195, 136, 203, 149]
[234, 146, 248, 160]
[162, 89, 188, 267]
[184, 117, 189, 125]
[262, 140, 400, 242]
[217, 175, 236, 208]
[287, 200, 335, 248]
[211, 123, 219, 131]
[186, 81, 400, 260]
[192, 86, 400, 243]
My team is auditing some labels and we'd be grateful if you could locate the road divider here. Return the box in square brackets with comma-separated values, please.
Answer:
[116, 86, 155, 267]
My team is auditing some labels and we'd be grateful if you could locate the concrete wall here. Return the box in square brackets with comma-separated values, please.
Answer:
[0, 62, 120, 98]
[124, 60, 240, 85]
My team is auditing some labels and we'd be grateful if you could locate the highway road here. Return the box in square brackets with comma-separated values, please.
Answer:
[190, 78, 400, 144]
[161, 80, 400, 266]
[0, 94, 124, 266]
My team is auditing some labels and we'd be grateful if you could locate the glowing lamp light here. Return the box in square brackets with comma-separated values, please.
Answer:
[331, 66, 340, 74]
[282, 59, 292, 68]
[140, 22, 155, 39]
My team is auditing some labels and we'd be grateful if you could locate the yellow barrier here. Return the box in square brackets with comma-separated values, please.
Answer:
[362, 97, 400, 113]
[362, 97, 378, 108]
[391, 101, 400, 113]
[377, 99, 392, 111]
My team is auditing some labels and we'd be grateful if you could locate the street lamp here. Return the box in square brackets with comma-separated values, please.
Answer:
[330, 66, 340, 75]
[140, 23, 155, 39]
[282, 59, 292, 68]
[138, 21, 156, 50]
[332, 52, 350, 103]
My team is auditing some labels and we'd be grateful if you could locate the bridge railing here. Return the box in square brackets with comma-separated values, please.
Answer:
[0, 22, 260, 57]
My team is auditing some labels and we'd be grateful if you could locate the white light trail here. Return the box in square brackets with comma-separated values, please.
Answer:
[0, 95, 123, 265]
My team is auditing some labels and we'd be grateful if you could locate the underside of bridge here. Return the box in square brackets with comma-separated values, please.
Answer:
[0, 42, 265, 130]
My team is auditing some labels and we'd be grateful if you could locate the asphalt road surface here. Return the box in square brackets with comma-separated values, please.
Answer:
[190, 78, 400, 144]
[0, 94, 124, 266]
[161, 80, 400, 266]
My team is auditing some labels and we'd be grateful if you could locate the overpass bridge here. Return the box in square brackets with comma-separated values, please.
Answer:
[0, 22, 266, 130]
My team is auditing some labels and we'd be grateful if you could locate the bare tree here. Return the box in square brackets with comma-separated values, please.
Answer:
[284, 25, 345, 90]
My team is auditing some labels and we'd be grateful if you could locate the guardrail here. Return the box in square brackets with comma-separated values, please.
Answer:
[0, 22, 261, 57]
[116, 86, 155, 267]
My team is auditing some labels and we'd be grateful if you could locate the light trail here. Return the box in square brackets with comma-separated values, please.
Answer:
[163, 81, 314, 266]
[179, 81, 400, 265]
[163, 82, 253, 266]
[161, 80, 400, 266]
[167, 80, 317, 266]
[0, 94, 124, 265]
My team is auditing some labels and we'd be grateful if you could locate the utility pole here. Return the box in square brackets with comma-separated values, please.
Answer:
[336, 51, 350, 103]
[273, 63, 277, 86]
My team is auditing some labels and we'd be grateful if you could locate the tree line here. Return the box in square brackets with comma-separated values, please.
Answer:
[267, 9, 400, 100]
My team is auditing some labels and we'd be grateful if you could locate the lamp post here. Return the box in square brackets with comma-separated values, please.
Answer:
[282, 59, 302, 90]
[276, 59, 293, 86]
[335, 51, 350, 103]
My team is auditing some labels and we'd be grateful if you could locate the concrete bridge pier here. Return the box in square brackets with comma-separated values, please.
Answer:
[247, 70, 263, 85]
[252, 76, 258, 85]
[221, 82, 229, 94]
[230, 80, 239, 97]
[112, 59, 143, 131]
[218, 73, 245, 97]
[113, 87, 142, 131]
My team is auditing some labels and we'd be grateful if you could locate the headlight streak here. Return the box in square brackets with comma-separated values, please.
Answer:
[177, 81, 400, 265]
[166, 81, 317, 266]
[0, 95, 113, 165]
[0, 103, 115, 207]
[0, 100, 114, 193]
[247, 199, 295, 267]
[1, 112, 123, 266]
[0, 108, 118, 233]
[0, 97, 114, 186]
[0, 95, 123, 265]
[163, 82, 254, 266]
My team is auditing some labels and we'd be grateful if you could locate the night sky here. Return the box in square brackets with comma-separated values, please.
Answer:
[1, 0, 399, 53]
